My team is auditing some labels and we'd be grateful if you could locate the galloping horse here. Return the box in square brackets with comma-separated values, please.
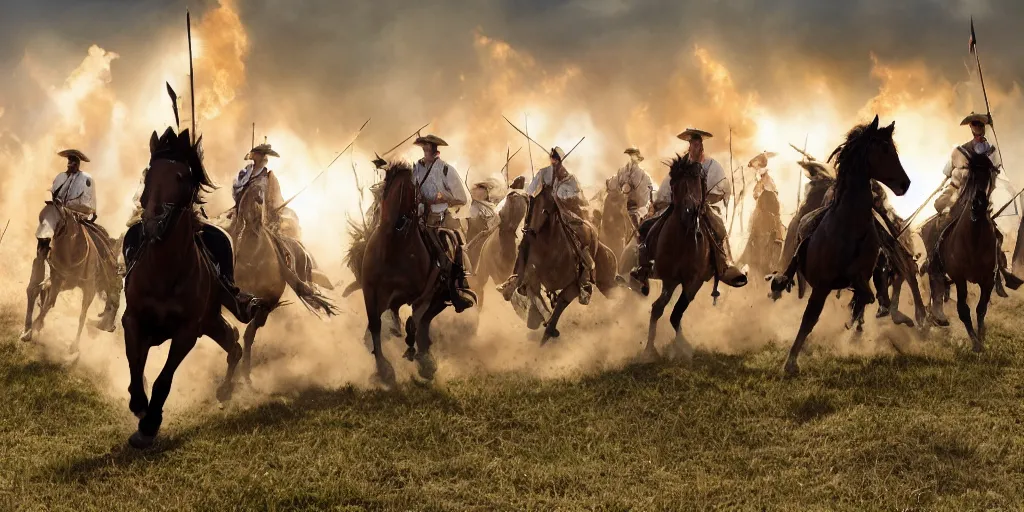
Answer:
[21, 200, 119, 351]
[121, 127, 263, 449]
[925, 152, 999, 351]
[598, 184, 631, 263]
[770, 116, 911, 376]
[517, 184, 618, 344]
[643, 155, 714, 360]
[230, 175, 336, 382]
[468, 189, 529, 309]
[777, 162, 835, 299]
[738, 188, 785, 279]
[362, 161, 457, 384]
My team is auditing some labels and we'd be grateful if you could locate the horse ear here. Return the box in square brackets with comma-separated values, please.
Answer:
[883, 121, 895, 136]
[150, 131, 159, 154]
[869, 115, 880, 131]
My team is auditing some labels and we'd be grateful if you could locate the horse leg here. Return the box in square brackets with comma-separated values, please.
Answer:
[974, 278, 994, 353]
[122, 315, 150, 419]
[667, 281, 700, 362]
[953, 279, 977, 348]
[22, 253, 47, 341]
[365, 294, 395, 387]
[404, 315, 417, 361]
[386, 307, 403, 338]
[645, 283, 677, 359]
[784, 286, 829, 377]
[72, 283, 96, 354]
[130, 333, 198, 450]
[888, 274, 914, 327]
[32, 275, 63, 335]
[207, 316, 243, 403]
[846, 277, 873, 333]
[413, 299, 449, 380]
[541, 290, 576, 346]
[873, 266, 891, 318]
[927, 270, 951, 327]
[240, 308, 269, 385]
[903, 269, 929, 328]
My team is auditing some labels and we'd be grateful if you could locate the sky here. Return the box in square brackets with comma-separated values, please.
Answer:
[1, 0, 1023, 268]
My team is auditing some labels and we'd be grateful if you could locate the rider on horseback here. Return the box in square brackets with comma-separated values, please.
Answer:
[630, 129, 748, 295]
[29, 150, 120, 333]
[498, 147, 596, 305]
[411, 134, 477, 312]
[468, 175, 506, 240]
[750, 152, 778, 201]
[924, 113, 1022, 297]
[229, 144, 333, 290]
[607, 147, 654, 229]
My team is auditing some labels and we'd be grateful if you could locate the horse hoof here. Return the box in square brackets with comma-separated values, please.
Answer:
[415, 353, 437, 381]
[216, 383, 234, 403]
[876, 307, 890, 318]
[783, 359, 800, 378]
[637, 346, 660, 364]
[402, 347, 416, 362]
[972, 341, 984, 354]
[19, 330, 32, 342]
[128, 431, 156, 450]
[929, 315, 950, 328]
[891, 311, 914, 327]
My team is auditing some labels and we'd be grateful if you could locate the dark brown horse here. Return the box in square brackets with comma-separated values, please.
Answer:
[21, 201, 119, 352]
[468, 189, 529, 309]
[517, 185, 618, 344]
[777, 162, 835, 298]
[770, 116, 911, 376]
[927, 152, 999, 351]
[362, 161, 457, 384]
[230, 175, 335, 382]
[643, 155, 714, 360]
[738, 189, 785, 279]
[121, 128, 262, 449]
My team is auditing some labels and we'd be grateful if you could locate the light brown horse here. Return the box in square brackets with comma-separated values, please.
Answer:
[468, 189, 529, 309]
[926, 151, 999, 351]
[230, 175, 336, 382]
[21, 201, 119, 352]
[738, 189, 785, 280]
[362, 161, 458, 384]
[517, 184, 618, 344]
[643, 155, 714, 360]
[770, 116, 911, 376]
[121, 127, 267, 449]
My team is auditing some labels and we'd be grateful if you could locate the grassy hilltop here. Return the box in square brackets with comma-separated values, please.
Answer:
[2, 300, 1024, 511]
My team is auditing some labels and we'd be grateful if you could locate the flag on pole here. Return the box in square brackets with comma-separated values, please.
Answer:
[969, 17, 977, 54]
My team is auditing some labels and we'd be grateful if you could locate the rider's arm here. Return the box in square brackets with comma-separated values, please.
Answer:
[706, 159, 731, 206]
[444, 164, 470, 208]
[653, 174, 671, 210]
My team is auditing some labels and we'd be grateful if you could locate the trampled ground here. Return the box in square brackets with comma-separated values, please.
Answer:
[2, 299, 1024, 511]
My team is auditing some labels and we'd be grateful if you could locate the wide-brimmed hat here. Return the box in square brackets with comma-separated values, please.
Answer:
[245, 143, 280, 159]
[58, 149, 90, 162]
[677, 128, 714, 142]
[510, 175, 527, 190]
[550, 146, 566, 162]
[413, 134, 448, 147]
[748, 151, 777, 169]
[960, 113, 992, 126]
[624, 147, 644, 161]
[371, 153, 388, 169]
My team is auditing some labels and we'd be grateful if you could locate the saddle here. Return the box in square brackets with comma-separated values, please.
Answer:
[123, 222, 238, 289]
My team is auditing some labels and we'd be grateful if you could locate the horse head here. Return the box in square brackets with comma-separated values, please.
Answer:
[238, 175, 268, 234]
[498, 190, 529, 232]
[829, 115, 910, 196]
[962, 151, 998, 221]
[526, 183, 560, 235]
[668, 154, 705, 229]
[141, 127, 213, 241]
[380, 160, 417, 230]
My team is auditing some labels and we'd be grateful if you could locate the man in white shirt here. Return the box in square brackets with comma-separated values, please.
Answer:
[608, 147, 654, 229]
[467, 175, 506, 241]
[499, 147, 598, 304]
[630, 129, 747, 294]
[28, 149, 120, 334]
[412, 134, 476, 312]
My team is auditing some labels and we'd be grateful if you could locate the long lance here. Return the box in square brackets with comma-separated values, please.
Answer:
[251, 122, 255, 151]
[0, 219, 10, 248]
[728, 127, 738, 235]
[276, 118, 371, 212]
[970, 17, 1015, 217]
[381, 122, 431, 157]
[463, 167, 471, 188]
[499, 147, 522, 184]
[797, 133, 808, 207]
[525, 115, 536, 179]
[993, 186, 1024, 219]
[896, 176, 949, 238]
[789, 142, 816, 162]
[186, 10, 196, 144]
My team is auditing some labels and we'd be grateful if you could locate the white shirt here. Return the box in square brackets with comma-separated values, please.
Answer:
[527, 166, 588, 207]
[51, 170, 96, 215]
[413, 157, 470, 218]
[654, 157, 730, 208]
[610, 162, 654, 211]
[942, 139, 1002, 188]
[233, 163, 269, 203]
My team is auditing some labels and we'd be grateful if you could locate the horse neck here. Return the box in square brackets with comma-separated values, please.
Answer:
[831, 162, 873, 224]
[147, 212, 200, 276]
[52, 220, 88, 268]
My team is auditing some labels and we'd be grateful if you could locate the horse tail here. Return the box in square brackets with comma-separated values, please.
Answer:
[594, 241, 618, 296]
[270, 239, 338, 317]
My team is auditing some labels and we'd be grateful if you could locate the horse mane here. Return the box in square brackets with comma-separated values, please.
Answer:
[382, 160, 414, 195]
[827, 117, 894, 197]
[149, 127, 216, 204]
[954, 151, 997, 217]
[667, 154, 703, 181]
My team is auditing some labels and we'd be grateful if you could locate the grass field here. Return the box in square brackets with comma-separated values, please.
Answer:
[2, 296, 1024, 511]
